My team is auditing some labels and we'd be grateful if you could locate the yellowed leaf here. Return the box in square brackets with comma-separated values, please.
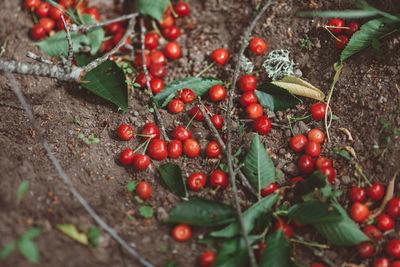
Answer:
[57, 224, 88, 245]
[271, 76, 325, 101]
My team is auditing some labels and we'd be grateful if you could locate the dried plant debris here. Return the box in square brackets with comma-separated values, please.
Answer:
[262, 49, 295, 80]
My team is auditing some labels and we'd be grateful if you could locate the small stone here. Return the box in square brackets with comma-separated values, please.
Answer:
[266, 110, 276, 119]
[341, 175, 352, 184]
[156, 207, 168, 221]
[293, 121, 309, 135]
[294, 69, 302, 77]
[283, 162, 297, 176]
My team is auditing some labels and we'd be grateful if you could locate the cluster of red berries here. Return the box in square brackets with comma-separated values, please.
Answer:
[326, 18, 360, 50]
[25, 0, 99, 40]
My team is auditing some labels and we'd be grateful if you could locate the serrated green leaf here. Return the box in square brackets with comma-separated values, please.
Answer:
[153, 77, 223, 107]
[140, 206, 154, 218]
[35, 31, 90, 57]
[299, 10, 378, 18]
[57, 224, 88, 245]
[242, 134, 275, 198]
[88, 227, 100, 246]
[0, 242, 16, 259]
[18, 238, 39, 264]
[126, 181, 136, 192]
[17, 180, 29, 202]
[210, 194, 278, 238]
[158, 163, 188, 198]
[165, 199, 236, 226]
[134, 0, 169, 22]
[259, 231, 291, 267]
[288, 201, 342, 224]
[76, 55, 128, 111]
[254, 83, 302, 111]
[313, 203, 369, 246]
[81, 14, 104, 55]
[340, 17, 400, 62]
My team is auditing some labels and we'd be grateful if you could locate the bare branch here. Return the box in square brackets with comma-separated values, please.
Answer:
[60, 14, 74, 62]
[77, 13, 139, 32]
[26, 52, 54, 65]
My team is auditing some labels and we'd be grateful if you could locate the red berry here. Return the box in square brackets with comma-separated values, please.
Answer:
[30, 24, 46, 40]
[160, 14, 174, 28]
[334, 35, 349, 50]
[116, 124, 134, 141]
[209, 85, 227, 102]
[136, 181, 151, 200]
[134, 54, 150, 69]
[249, 37, 267, 55]
[132, 154, 151, 171]
[39, 17, 55, 33]
[190, 106, 209, 121]
[349, 186, 367, 203]
[36, 2, 50, 17]
[162, 25, 180, 41]
[187, 172, 206, 191]
[305, 141, 321, 158]
[290, 135, 308, 153]
[211, 114, 224, 130]
[148, 139, 168, 160]
[290, 176, 304, 186]
[112, 31, 131, 50]
[254, 242, 266, 262]
[136, 72, 153, 88]
[298, 155, 314, 174]
[84, 6, 100, 21]
[104, 22, 123, 35]
[174, 2, 190, 17]
[310, 103, 327, 120]
[308, 129, 325, 144]
[386, 240, 400, 258]
[149, 50, 167, 65]
[183, 139, 200, 158]
[209, 170, 228, 189]
[173, 126, 192, 142]
[168, 99, 185, 114]
[164, 42, 181, 59]
[119, 148, 135, 165]
[141, 123, 160, 140]
[274, 219, 293, 238]
[377, 214, 394, 231]
[345, 21, 360, 36]
[210, 48, 229, 66]
[253, 116, 271, 135]
[49, 6, 64, 20]
[199, 251, 215, 267]
[356, 242, 374, 259]
[261, 182, 278, 197]
[239, 75, 257, 92]
[387, 198, 400, 218]
[168, 140, 182, 159]
[246, 103, 263, 119]
[311, 264, 325, 267]
[391, 261, 400, 267]
[315, 157, 332, 170]
[206, 141, 221, 158]
[179, 88, 195, 103]
[374, 257, 390, 267]
[150, 78, 164, 95]
[367, 182, 384, 201]
[172, 224, 191, 242]
[327, 18, 345, 34]
[363, 225, 382, 243]
[350, 202, 369, 223]
[321, 167, 336, 183]
[25, 0, 40, 9]
[144, 33, 158, 50]
[240, 91, 258, 107]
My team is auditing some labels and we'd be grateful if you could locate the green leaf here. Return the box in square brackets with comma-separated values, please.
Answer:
[17, 180, 29, 202]
[35, 31, 90, 57]
[126, 181, 136, 192]
[158, 163, 188, 198]
[210, 194, 278, 238]
[80, 14, 105, 55]
[21, 228, 41, 240]
[313, 203, 369, 246]
[153, 77, 223, 107]
[163, 261, 179, 267]
[0, 242, 16, 259]
[299, 10, 379, 18]
[259, 231, 291, 267]
[254, 82, 302, 111]
[242, 134, 275, 198]
[294, 171, 328, 197]
[18, 238, 39, 264]
[139, 206, 154, 218]
[134, 0, 169, 22]
[288, 201, 342, 224]
[57, 224, 88, 245]
[334, 148, 351, 160]
[165, 199, 236, 227]
[340, 17, 400, 62]
[76, 55, 128, 111]
[88, 227, 100, 246]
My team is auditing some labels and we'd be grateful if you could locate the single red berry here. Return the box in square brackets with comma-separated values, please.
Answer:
[183, 139, 200, 158]
[172, 224, 191, 242]
[179, 88, 195, 103]
[144, 33, 158, 50]
[210, 48, 229, 66]
[190, 106, 209, 121]
[246, 103, 263, 119]
[174, 2, 190, 17]
[149, 50, 167, 65]
[160, 14, 174, 28]
[253, 116, 271, 135]
[141, 123, 160, 140]
[162, 25, 180, 41]
[132, 154, 151, 171]
[30, 24, 46, 40]
[350, 202, 369, 223]
[249, 37, 267, 55]
[254, 242, 266, 262]
[36, 2, 51, 17]
[363, 225, 382, 243]
[290, 176, 304, 186]
[104, 22, 123, 35]
[136, 72, 153, 88]
[164, 42, 181, 59]
[315, 157, 332, 170]
[116, 124, 134, 141]
[173, 126, 192, 142]
[134, 54, 150, 69]
[377, 214, 395, 231]
[112, 31, 131, 50]
[391, 261, 400, 267]
[327, 18, 345, 35]
[349, 186, 367, 203]
[308, 129, 325, 144]
[274, 219, 293, 238]
[310, 103, 327, 120]
[168, 99, 185, 114]
[311, 264, 325, 267]
[187, 172, 206, 191]
[25, 0, 40, 9]
[298, 155, 314, 174]
[239, 75, 257, 92]
[386, 240, 400, 258]
[240, 91, 258, 107]
[49, 6, 64, 20]
[168, 140, 182, 159]
[100, 39, 113, 54]
[305, 141, 321, 158]
[211, 114, 223, 130]
[261, 182, 278, 197]
[387, 198, 400, 218]
[367, 182, 384, 201]
[374, 257, 390, 267]
[84, 6, 100, 21]
[39, 17, 55, 33]
[56, 17, 71, 31]
[334, 35, 349, 50]
[290, 135, 308, 153]
[136, 181, 151, 200]
[206, 141, 221, 158]
[148, 139, 168, 160]
[119, 148, 135, 165]
[209, 84, 227, 102]
[209, 170, 228, 189]
[345, 21, 360, 36]
[356, 242, 374, 259]
[150, 78, 164, 95]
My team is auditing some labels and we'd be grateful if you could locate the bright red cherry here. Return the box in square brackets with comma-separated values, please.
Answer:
[290, 135, 308, 153]
[150, 78, 164, 95]
[308, 129, 325, 144]
[84, 6, 100, 21]
[173, 126, 192, 142]
[298, 155, 314, 174]
[187, 172, 206, 191]
[391, 261, 400, 267]
[134, 54, 151, 69]
[168, 140, 182, 159]
[386, 240, 400, 258]
[290, 176, 304, 186]
[315, 157, 332, 170]
[246, 103, 263, 119]
[345, 21, 360, 36]
[30, 24, 46, 40]
[304, 141, 321, 157]
[374, 257, 389, 267]
[210, 48, 229, 66]
[209, 170, 228, 189]
[133, 154, 151, 171]
[168, 99, 185, 114]
[240, 91, 258, 107]
[363, 225, 381, 243]
[36, 2, 51, 17]
[39, 17, 55, 32]
[145, 33, 158, 50]
[149, 50, 167, 65]
[350, 202, 369, 223]
[327, 18, 345, 34]
[209, 85, 227, 102]
[253, 116, 271, 135]
[141, 123, 160, 140]
[254, 242, 266, 262]
[334, 35, 349, 50]
[261, 182, 278, 197]
[136, 181, 151, 200]
[206, 141, 221, 158]
[349, 186, 366, 203]
[377, 214, 394, 231]
[116, 124, 134, 141]
[239, 75, 257, 92]
[367, 182, 384, 201]
[190, 106, 209, 121]
[149, 63, 166, 79]
[104, 22, 123, 35]
[178, 88, 195, 103]
[160, 13, 174, 28]
[274, 219, 293, 238]
[164, 42, 181, 59]
[386, 198, 400, 218]
[356, 242, 374, 259]
[148, 139, 168, 160]
[136, 72, 153, 88]
[183, 139, 200, 158]
[112, 32, 131, 50]
[172, 224, 191, 242]
[119, 148, 135, 165]
[162, 25, 180, 41]
[25, 0, 40, 9]
[310, 103, 327, 120]
[211, 114, 224, 129]
[174, 2, 190, 17]
[321, 167, 336, 183]
[249, 37, 267, 55]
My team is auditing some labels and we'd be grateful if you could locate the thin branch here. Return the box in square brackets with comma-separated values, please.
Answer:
[225, 1, 275, 267]
[140, 17, 170, 142]
[77, 13, 139, 32]
[305, 246, 338, 267]
[26, 52, 54, 65]
[0, 102, 24, 110]
[60, 14, 74, 63]
[5, 71, 154, 267]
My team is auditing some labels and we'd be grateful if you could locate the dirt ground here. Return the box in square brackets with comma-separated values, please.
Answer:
[1, 0, 399, 266]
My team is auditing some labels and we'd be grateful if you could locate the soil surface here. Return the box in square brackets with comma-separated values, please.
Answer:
[1, 0, 400, 266]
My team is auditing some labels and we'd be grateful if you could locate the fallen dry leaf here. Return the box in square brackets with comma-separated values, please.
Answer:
[339, 127, 354, 142]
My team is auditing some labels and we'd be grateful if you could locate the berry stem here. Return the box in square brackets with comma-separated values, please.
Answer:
[185, 109, 198, 129]
[195, 62, 216, 78]
[133, 136, 154, 153]
[168, 1, 179, 18]
[322, 26, 341, 42]
[287, 116, 295, 137]
[355, 163, 372, 187]
[151, 20, 163, 40]
[290, 235, 330, 249]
